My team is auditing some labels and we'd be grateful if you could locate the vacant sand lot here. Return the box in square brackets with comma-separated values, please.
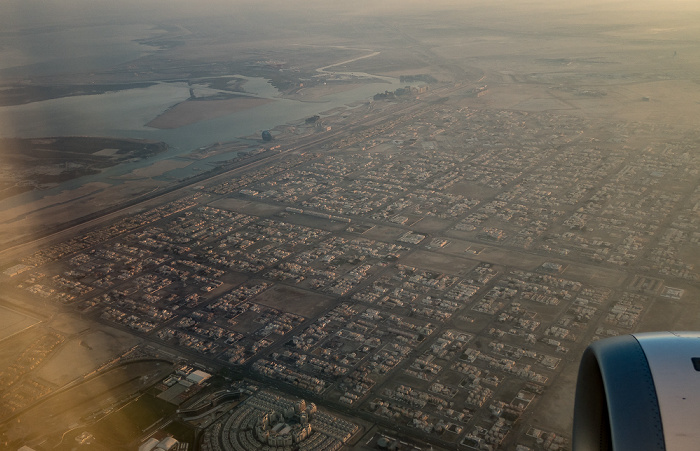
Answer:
[37, 328, 141, 387]
[117, 159, 193, 179]
[254, 284, 334, 317]
[0, 305, 40, 341]
[147, 96, 274, 129]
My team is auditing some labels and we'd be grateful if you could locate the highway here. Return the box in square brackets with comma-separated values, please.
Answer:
[0, 83, 455, 264]
[0, 82, 481, 450]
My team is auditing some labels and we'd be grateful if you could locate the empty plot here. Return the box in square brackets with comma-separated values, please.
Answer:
[401, 250, 478, 275]
[0, 305, 40, 341]
[254, 284, 333, 317]
[36, 329, 140, 386]
[209, 198, 283, 216]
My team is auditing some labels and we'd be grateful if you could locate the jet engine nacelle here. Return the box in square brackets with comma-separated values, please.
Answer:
[573, 332, 700, 451]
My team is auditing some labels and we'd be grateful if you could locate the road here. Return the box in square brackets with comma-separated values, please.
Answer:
[0, 81, 461, 264]
[1, 82, 483, 450]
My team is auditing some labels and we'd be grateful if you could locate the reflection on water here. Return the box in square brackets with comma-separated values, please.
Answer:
[0, 24, 404, 192]
[0, 74, 403, 207]
[0, 23, 405, 202]
[0, 76, 401, 153]
[0, 83, 193, 139]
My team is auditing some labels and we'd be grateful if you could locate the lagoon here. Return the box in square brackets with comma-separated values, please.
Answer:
[0, 75, 401, 152]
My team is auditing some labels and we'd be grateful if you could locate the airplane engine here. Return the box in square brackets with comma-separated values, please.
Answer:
[572, 332, 700, 451]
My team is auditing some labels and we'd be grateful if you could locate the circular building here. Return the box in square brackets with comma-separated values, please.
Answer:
[199, 391, 359, 451]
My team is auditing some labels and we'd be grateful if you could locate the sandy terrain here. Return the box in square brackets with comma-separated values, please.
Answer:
[0, 305, 41, 341]
[281, 213, 349, 233]
[529, 359, 577, 434]
[0, 179, 167, 247]
[401, 250, 478, 276]
[45, 313, 91, 335]
[0, 182, 111, 220]
[146, 96, 275, 129]
[0, 182, 111, 244]
[470, 78, 700, 128]
[181, 141, 252, 160]
[253, 284, 333, 317]
[3, 4, 700, 446]
[36, 328, 140, 387]
[0, 324, 47, 370]
[333, 49, 449, 81]
[441, 236, 548, 270]
[411, 217, 454, 234]
[209, 198, 283, 216]
[562, 263, 628, 289]
[117, 159, 193, 179]
[5, 361, 169, 446]
[285, 82, 365, 102]
[360, 224, 405, 242]
[93, 148, 120, 157]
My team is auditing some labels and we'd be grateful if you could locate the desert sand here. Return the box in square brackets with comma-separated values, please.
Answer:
[117, 159, 193, 179]
[146, 96, 274, 129]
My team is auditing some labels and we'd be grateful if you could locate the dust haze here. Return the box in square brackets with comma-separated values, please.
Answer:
[1, 0, 700, 450]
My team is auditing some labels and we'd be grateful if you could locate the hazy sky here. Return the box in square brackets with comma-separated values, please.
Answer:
[3, 0, 700, 30]
[2, 0, 700, 79]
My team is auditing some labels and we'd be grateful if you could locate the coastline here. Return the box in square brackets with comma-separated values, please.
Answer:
[145, 96, 275, 129]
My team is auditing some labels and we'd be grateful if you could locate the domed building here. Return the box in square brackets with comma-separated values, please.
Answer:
[254, 409, 312, 447]
[199, 391, 360, 451]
